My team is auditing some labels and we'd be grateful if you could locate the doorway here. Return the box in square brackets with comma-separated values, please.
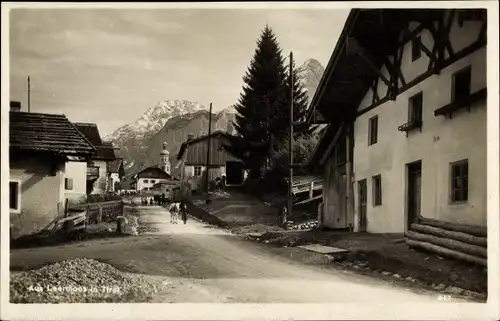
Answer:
[226, 161, 244, 185]
[407, 160, 422, 230]
[357, 179, 367, 232]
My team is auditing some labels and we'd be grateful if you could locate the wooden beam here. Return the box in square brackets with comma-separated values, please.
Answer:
[406, 239, 487, 266]
[406, 230, 487, 258]
[319, 123, 345, 166]
[358, 53, 391, 86]
[416, 36, 438, 66]
[411, 223, 487, 247]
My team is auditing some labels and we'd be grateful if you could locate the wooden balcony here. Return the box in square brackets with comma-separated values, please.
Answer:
[87, 165, 100, 180]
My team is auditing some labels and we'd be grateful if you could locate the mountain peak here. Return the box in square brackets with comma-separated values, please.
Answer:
[298, 58, 326, 103]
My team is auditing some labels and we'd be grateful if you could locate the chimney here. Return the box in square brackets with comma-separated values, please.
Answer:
[10, 101, 21, 112]
[187, 134, 195, 141]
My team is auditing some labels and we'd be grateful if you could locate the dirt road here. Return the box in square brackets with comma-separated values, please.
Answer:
[10, 205, 454, 303]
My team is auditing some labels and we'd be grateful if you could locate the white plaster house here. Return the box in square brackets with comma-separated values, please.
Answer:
[9, 108, 95, 239]
[306, 9, 487, 235]
[132, 167, 171, 192]
[66, 123, 117, 197]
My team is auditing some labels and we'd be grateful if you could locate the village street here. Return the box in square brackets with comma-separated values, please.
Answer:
[10, 203, 458, 303]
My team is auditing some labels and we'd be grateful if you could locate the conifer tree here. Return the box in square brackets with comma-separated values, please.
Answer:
[228, 25, 288, 179]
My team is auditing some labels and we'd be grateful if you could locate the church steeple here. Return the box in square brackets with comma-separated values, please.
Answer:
[160, 142, 170, 175]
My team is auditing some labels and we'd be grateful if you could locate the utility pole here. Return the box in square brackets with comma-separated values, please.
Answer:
[205, 102, 213, 194]
[287, 52, 294, 225]
[27, 76, 31, 112]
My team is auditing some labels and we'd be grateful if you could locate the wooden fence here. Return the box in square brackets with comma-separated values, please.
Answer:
[71, 200, 124, 224]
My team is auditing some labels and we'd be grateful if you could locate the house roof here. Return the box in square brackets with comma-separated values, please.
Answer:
[9, 111, 96, 156]
[136, 166, 171, 180]
[107, 158, 123, 173]
[176, 130, 233, 160]
[305, 9, 446, 166]
[96, 141, 116, 160]
[306, 9, 446, 126]
[73, 123, 103, 147]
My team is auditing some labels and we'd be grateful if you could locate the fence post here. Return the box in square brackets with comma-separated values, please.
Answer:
[121, 200, 124, 216]
[97, 204, 103, 223]
[309, 181, 314, 199]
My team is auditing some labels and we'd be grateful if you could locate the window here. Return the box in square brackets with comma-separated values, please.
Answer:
[10, 181, 21, 212]
[372, 175, 382, 206]
[65, 178, 73, 190]
[452, 66, 472, 103]
[194, 166, 202, 176]
[368, 116, 378, 145]
[151, 180, 156, 184]
[144, 179, 149, 183]
[409, 92, 423, 125]
[451, 159, 468, 203]
[411, 36, 422, 61]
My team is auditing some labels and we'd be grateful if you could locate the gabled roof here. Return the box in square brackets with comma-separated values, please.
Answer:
[9, 111, 96, 157]
[136, 166, 171, 180]
[305, 9, 447, 167]
[306, 9, 446, 125]
[176, 130, 233, 160]
[73, 123, 103, 147]
[107, 158, 123, 173]
[96, 141, 116, 160]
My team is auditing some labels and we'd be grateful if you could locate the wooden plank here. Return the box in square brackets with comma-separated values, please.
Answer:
[406, 230, 487, 258]
[411, 223, 487, 247]
[294, 194, 323, 206]
[298, 244, 348, 256]
[406, 239, 487, 266]
[418, 217, 487, 237]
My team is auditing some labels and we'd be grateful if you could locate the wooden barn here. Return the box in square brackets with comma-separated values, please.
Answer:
[176, 130, 245, 193]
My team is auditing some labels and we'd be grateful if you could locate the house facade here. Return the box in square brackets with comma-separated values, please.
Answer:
[132, 167, 172, 192]
[9, 110, 95, 239]
[107, 158, 125, 193]
[306, 9, 487, 234]
[176, 130, 246, 193]
[67, 123, 117, 196]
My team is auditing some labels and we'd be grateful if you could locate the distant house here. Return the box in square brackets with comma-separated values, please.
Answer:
[107, 158, 125, 193]
[176, 130, 246, 193]
[305, 9, 487, 235]
[131, 167, 172, 192]
[69, 123, 117, 196]
[150, 180, 181, 195]
[9, 109, 95, 239]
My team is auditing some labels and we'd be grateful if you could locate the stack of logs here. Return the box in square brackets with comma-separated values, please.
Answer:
[406, 218, 487, 267]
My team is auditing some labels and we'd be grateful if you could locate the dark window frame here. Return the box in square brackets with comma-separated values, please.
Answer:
[409, 92, 424, 125]
[372, 174, 382, 206]
[194, 166, 202, 176]
[368, 115, 378, 146]
[450, 159, 469, 203]
[65, 178, 74, 190]
[411, 36, 422, 61]
[10, 181, 21, 212]
[452, 66, 472, 103]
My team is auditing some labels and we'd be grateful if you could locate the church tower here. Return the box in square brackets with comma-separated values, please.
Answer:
[160, 142, 171, 175]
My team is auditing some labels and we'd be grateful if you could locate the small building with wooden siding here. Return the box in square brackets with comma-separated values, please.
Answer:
[9, 110, 95, 239]
[176, 130, 245, 192]
[305, 9, 487, 266]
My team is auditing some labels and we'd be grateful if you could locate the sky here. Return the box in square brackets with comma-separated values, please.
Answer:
[9, 7, 349, 136]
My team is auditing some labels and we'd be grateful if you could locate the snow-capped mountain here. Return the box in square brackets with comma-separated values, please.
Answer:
[297, 58, 326, 103]
[104, 100, 206, 142]
[107, 59, 325, 183]
[107, 101, 237, 181]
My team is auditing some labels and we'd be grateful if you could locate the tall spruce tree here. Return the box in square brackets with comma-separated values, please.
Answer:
[228, 26, 288, 179]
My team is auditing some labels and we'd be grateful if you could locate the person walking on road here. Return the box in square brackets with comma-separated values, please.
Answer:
[180, 198, 188, 224]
